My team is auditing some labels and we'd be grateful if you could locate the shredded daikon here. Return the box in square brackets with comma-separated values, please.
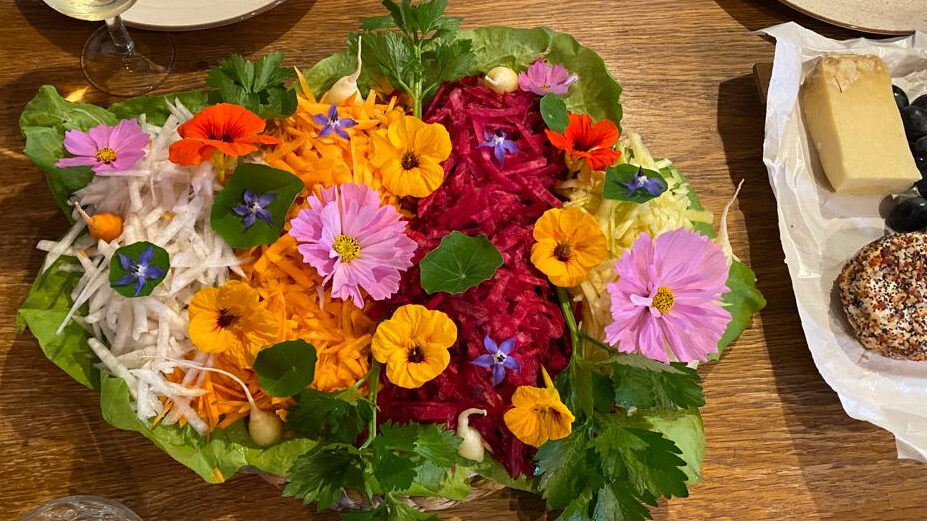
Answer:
[39, 106, 240, 426]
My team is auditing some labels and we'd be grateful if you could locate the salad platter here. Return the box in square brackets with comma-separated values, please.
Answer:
[18, 1, 764, 519]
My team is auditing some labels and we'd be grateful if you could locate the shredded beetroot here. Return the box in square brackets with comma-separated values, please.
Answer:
[377, 77, 571, 477]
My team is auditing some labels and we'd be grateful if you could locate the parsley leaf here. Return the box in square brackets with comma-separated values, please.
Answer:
[286, 388, 375, 444]
[282, 443, 366, 510]
[205, 52, 297, 119]
[610, 357, 704, 411]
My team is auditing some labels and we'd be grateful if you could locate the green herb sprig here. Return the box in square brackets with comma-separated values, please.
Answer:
[352, 0, 473, 117]
[541, 287, 701, 521]
[206, 52, 298, 119]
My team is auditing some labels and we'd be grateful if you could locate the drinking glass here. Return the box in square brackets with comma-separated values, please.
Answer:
[18, 496, 142, 521]
[43, 0, 175, 97]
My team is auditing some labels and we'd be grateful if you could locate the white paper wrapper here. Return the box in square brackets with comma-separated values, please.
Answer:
[760, 22, 927, 460]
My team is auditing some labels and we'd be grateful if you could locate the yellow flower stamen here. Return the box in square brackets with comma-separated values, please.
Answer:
[332, 234, 361, 263]
[652, 286, 674, 315]
[400, 150, 420, 171]
[95, 147, 117, 163]
[553, 241, 573, 262]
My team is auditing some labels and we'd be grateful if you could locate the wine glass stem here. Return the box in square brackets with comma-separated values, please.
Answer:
[105, 16, 135, 54]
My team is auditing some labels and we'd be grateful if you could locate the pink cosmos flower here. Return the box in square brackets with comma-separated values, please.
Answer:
[289, 183, 417, 309]
[604, 229, 731, 363]
[56, 119, 149, 173]
[517, 59, 579, 96]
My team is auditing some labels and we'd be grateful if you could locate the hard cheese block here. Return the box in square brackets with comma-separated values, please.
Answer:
[801, 54, 919, 195]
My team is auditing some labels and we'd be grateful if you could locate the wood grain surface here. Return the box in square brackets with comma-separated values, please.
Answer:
[1, 1, 924, 520]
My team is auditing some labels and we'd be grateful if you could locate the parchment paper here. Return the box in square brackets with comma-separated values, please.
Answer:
[760, 23, 927, 460]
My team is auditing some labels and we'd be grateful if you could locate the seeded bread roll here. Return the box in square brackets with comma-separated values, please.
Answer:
[837, 232, 927, 360]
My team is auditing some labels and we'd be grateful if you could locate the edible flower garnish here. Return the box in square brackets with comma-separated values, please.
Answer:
[232, 189, 276, 231]
[478, 130, 519, 167]
[371, 304, 457, 389]
[517, 59, 579, 96]
[370, 114, 451, 197]
[620, 166, 667, 197]
[545, 113, 621, 170]
[471, 334, 520, 386]
[168, 103, 278, 178]
[604, 229, 731, 363]
[503, 367, 574, 447]
[530, 207, 607, 287]
[73, 202, 123, 242]
[313, 103, 357, 140]
[112, 244, 166, 297]
[288, 183, 416, 308]
[188, 280, 278, 368]
[57, 119, 149, 173]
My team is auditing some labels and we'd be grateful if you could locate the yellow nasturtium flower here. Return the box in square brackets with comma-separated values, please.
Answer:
[187, 280, 278, 368]
[530, 207, 607, 287]
[371, 304, 457, 389]
[370, 114, 452, 198]
[503, 368, 576, 448]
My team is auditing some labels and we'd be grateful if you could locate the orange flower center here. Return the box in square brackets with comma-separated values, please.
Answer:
[553, 241, 573, 262]
[332, 234, 361, 263]
[652, 286, 675, 314]
[407, 343, 425, 363]
[95, 147, 117, 163]
[401, 150, 420, 171]
[216, 308, 238, 330]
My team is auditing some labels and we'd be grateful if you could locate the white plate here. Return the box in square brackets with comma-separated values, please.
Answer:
[760, 23, 927, 462]
[778, 0, 926, 35]
[122, 0, 286, 31]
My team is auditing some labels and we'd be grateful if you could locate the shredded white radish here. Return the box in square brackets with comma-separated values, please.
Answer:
[38, 104, 241, 427]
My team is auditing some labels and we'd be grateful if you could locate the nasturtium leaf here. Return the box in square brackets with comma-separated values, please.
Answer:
[254, 339, 318, 397]
[540, 93, 569, 133]
[603, 163, 668, 204]
[419, 231, 503, 294]
[108, 241, 169, 298]
[210, 163, 304, 249]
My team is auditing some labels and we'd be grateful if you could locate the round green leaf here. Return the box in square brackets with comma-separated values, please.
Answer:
[210, 163, 304, 249]
[540, 93, 569, 133]
[419, 231, 503, 295]
[603, 164, 668, 204]
[108, 241, 170, 298]
[254, 339, 318, 397]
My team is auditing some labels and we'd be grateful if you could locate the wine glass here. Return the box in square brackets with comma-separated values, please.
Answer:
[18, 496, 142, 521]
[43, 0, 175, 97]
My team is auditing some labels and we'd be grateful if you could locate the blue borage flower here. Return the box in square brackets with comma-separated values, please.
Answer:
[620, 166, 666, 197]
[471, 334, 520, 386]
[113, 245, 167, 296]
[313, 104, 357, 140]
[232, 189, 276, 230]
[477, 129, 519, 167]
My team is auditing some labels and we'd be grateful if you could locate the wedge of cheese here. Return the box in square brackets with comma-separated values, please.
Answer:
[800, 54, 920, 195]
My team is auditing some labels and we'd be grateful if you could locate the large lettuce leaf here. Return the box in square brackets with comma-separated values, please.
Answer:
[305, 27, 622, 126]
[20, 86, 117, 216]
[101, 373, 314, 483]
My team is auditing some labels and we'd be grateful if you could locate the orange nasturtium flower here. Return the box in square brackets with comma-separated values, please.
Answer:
[544, 112, 621, 171]
[370, 114, 452, 198]
[169, 103, 278, 168]
[188, 280, 278, 368]
[371, 304, 457, 389]
[530, 207, 607, 287]
[503, 368, 575, 448]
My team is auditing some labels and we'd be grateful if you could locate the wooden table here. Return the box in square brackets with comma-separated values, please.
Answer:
[1, 1, 924, 519]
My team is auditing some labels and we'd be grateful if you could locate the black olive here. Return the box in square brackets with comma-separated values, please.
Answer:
[913, 94, 927, 110]
[889, 196, 927, 232]
[913, 136, 927, 172]
[901, 105, 927, 141]
[894, 85, 910, 110]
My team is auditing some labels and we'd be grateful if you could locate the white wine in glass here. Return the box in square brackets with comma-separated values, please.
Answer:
[43, 0, 175, 97]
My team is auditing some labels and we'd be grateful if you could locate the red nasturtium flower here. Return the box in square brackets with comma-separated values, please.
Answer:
[169, 103, 278, 166]
[544, 112, 621, 170]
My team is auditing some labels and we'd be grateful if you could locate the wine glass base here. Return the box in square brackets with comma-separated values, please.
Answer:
[81, 25, 175, 97]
